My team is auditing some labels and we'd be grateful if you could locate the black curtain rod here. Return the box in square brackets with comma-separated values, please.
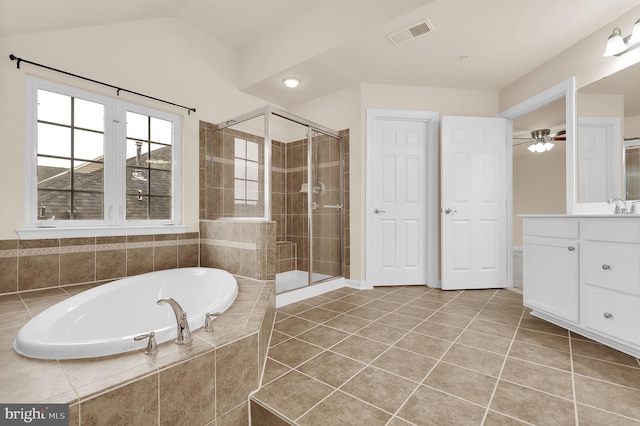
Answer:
[9, 54, 196, 115]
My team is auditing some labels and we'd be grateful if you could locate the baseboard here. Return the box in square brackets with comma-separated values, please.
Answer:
[344, 279, 367, 290]
[276, 277, 345, 308]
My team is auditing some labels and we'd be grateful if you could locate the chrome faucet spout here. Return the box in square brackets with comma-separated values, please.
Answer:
[157, 297, 192, 344]
[607, 198, 627, 214]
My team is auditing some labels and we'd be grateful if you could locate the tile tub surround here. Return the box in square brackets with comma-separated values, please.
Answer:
[0, 276, 276, 426]
[252, 286, 640, 425]
[0, 233, 199, 295]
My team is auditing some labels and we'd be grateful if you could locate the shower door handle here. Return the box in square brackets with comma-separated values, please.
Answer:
[314, 203, 343, 210]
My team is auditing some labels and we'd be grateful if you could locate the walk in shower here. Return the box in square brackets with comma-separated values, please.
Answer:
[210, 107, 346, 294]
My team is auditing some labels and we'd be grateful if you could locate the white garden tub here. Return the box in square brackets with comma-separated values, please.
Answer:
[14, 267, 238, 360]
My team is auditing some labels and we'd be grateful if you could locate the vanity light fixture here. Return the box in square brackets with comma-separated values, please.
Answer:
[603, 19, 640, 57]
[282, 77, 301, 88]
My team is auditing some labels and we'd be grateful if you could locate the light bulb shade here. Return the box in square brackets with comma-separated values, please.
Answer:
[543, 142, 554, 151]
[527, 144, 536, 153]
[604, 28, 626, 57]
[628, 19, 640, 45]
[282, 77, 301, 88]
[528, 141, 554, 153]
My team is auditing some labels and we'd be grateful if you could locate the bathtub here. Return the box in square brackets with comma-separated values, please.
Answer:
[14, 267, 238, 360]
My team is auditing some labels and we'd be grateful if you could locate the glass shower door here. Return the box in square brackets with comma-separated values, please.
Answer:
[309, 131, 344, 284]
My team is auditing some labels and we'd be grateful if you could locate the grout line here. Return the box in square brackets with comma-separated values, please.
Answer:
[568, 331, 580, 425]
[480, 299, 526, 425]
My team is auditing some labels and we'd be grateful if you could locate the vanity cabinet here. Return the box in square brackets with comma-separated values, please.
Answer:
[523, 215, 640, 358]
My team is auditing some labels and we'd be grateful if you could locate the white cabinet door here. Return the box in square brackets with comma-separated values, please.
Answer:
[523, 236, 579, 323]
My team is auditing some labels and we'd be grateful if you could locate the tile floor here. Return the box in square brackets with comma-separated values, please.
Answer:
[251, 285, 640, 425]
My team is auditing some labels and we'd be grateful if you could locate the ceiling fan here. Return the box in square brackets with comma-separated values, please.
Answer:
[514, 128, 566, 153]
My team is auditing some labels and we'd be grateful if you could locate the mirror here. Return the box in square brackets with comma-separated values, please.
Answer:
[577, 61, 640, 202]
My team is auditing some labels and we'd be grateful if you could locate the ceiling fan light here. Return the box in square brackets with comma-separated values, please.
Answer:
[544, 142, 554, 151]
[604, 28, 626, 56]
[627, 18, 640, 45]
[527, 144, 537, 153]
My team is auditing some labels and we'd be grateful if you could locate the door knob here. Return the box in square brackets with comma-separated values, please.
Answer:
[374, 208, 386, 214]
[444, 208, 457, 215]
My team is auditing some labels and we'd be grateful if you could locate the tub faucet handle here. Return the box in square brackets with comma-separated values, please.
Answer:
[202, 312, 221, 332]
[134, 331, 158, 355]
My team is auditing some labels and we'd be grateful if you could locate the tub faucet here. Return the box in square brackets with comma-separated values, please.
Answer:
[607, 198, 627, 214]
[157, 297, 193, 344]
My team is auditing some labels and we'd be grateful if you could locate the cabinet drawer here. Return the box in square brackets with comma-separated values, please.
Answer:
[583, 285, 640, 344]
[583, 219, 640, 243]
[523, 219, 579, 239]
[582, 243, 640, 295]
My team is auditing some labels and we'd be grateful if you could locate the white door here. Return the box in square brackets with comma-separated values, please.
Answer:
[577, 117, 622, 202]
[441, 116, 507, 290]
[368, 118, 429, 286]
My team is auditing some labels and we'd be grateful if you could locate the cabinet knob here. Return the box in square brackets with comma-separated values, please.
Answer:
[603, 312, 613, 319]
[567, 246, 575, 251]
[602, 264, 611, 270]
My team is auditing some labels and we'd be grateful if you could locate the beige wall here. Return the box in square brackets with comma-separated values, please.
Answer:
[0, 18, 267, 240]
[513, 150, 567, 247]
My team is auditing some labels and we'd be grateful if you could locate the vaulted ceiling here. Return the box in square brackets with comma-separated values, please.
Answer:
[1, 0, 639, 106]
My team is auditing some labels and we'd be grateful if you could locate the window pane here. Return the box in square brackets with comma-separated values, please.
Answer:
[247, 180, 259, 201]
[150, 117, 172, 144]
[74, 161, 103, 192]
[235, 179, 245, 199]
[74, 129, 104, 161]
[126, 195, 148, 220]
[235, 138, 245, 158]
[72, 191, 103, 220]
[126, 112, 148, 140]
[37, 90, 71, 125]
[149, 144, 171, 170]
[235, 159, 245, 179]
[126, 139, 149, 166]
[74, 98, 104, 131]
[246, 161, 259, 181]
[149, 196, 171, 220]
[247, 141, 259, 161]
[150, 169, 172, 196]
[38, 123, 71, 158]
[37, 190, 70, 221]
[38, 159, 70, 190]
[126, 166, 148, 194]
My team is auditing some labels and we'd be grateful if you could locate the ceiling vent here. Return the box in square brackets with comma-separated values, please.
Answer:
[387, 20, 435, 46]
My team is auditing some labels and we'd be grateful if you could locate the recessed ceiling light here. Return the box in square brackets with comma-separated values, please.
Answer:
[282, 77, 301, 88]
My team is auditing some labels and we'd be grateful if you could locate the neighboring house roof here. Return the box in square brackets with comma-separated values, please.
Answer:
[37, 146, 172, 220]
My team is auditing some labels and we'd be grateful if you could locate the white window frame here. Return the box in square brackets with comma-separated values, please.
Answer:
[18, 76, 185, 239]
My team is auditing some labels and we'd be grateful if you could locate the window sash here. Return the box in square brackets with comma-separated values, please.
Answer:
[24, 77, 182, 230]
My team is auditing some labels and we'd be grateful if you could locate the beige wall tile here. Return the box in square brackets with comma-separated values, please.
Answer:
[60, 252, 96, 285]
[216, 333, 259, 416]
[0, 257, 18, 294]
[160, 351, 216, 426]
[96, 249, 126, 281]
[126, 248, 153, 276]
[80, 373, 158, 426]
[18, 254, 59, 291]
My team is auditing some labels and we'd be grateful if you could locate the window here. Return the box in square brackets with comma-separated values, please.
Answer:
[234, 137, 260, 209]
[21, 77, 183, 237]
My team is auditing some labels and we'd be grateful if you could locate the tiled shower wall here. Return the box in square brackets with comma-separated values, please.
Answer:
[200, 220, 276, 281]
[0, 233, 199, 295]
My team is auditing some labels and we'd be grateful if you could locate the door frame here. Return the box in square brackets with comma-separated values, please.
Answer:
[365, 108, 439, 289]
[498, 77, 576, 287]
